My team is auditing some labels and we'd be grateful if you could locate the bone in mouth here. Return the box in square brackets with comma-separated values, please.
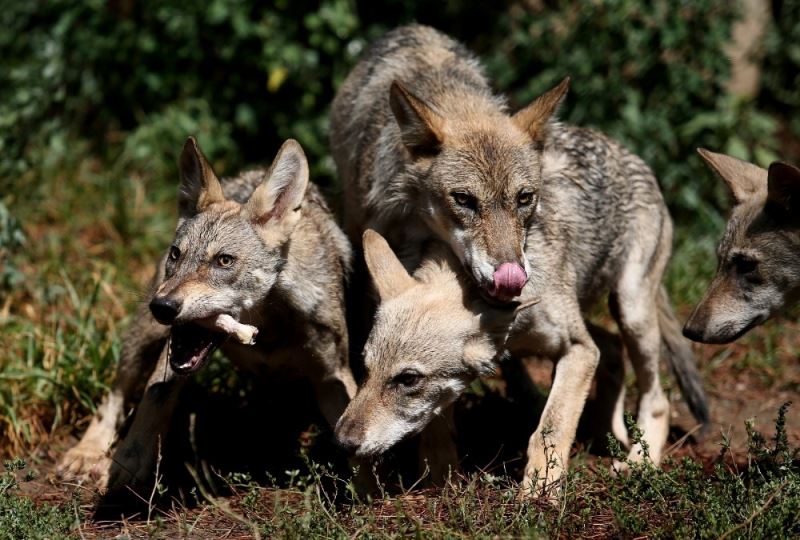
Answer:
[208, 314, 258, 345]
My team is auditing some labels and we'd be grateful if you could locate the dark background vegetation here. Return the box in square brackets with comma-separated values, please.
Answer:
[0, 0, 799, 537]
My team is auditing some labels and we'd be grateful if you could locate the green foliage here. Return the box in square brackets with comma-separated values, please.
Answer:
[603, 403, 800, 539]
[0, 459, 75, 539]
[0, 271, 120, 452]
[0, 0, 789, 223]
[0, 0, 364, 187]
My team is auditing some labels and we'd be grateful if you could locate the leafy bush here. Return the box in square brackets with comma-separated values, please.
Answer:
[0, 0, 364, 188]
[0, 0, 789, 224]
[0, 459, 75, 538]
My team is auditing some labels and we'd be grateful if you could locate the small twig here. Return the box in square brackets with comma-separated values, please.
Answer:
[315, 483, 349, 537]
[664, 423, 704, 456]
[147, 436, 163, 525]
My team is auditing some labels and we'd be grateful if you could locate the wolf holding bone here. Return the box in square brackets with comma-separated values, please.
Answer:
[58, 137, 357, 495]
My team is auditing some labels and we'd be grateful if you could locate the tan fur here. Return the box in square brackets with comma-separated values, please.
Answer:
[58, 138, 356, 495]
[334, 25, 707, 501]
[697, 148, 767, 203]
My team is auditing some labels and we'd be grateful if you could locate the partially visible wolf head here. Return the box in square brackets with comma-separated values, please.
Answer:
[684, 149, 800, 344]
[149, 137, 309, 373]
[335, 230, 519, 456]
[388, 78, 569, 302]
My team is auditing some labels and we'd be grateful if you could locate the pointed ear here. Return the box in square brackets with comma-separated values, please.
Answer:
[389, 80, 445, 158]
[244, 139, 309, 226]
[178, 136, 225, 218]
[363, 229, 416, 301]
[766, 161, 800, 216]
[697, 148, 767, 204]
[512, 77, 570, 144]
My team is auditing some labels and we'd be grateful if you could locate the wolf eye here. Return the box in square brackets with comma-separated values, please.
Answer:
[392, 370, 423, 388]
[216, 254, 235, 268]
[733, 255, 758, 275]
[517, 190, 535, 206]
[451, 191, 477, 210]
[168, 246, 180, 261]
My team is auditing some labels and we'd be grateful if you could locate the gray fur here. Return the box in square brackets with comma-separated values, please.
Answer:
[58, 139, 356, 494]
[684, 152, 800, 343]
[332, 25, 708, 495]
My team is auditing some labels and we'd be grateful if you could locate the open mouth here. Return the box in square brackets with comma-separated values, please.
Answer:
[168, 323, 227, 374]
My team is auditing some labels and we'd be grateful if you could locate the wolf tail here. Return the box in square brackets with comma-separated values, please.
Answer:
[657, 285, 710, 431]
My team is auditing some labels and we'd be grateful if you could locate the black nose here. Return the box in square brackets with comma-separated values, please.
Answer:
[682, 321, 703, 342]
[335, 428, 360, 454]
[149, 297, 181, 324]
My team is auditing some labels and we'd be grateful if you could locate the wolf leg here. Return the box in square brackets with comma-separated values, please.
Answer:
[520, 309, 599, 500]
[104, 344, 184, 495]
[588, 323, 629, 448]
[58, 302, 167, 484]
[612, 268, 670, 466]
[418, 406, 458, 485]
[306, 329, 357, 429]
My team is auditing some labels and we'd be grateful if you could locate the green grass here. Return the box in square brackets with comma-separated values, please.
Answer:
[1, 143, 800, 538]
[0, 460, 75, 539]
[4, 413, 798, 539]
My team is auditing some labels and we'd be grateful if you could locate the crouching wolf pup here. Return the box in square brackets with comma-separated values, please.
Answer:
[684, 150, 800, 344]
[339, 227, 707, 498]
[58, 137, 357, 495]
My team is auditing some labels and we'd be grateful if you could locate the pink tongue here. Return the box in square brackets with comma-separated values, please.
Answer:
[489, 263, 527, 299]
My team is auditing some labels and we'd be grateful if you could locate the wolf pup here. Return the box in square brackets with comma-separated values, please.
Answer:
[684, 150, 800, 344]
[58, 137, 357, 494]
[330, 24, 569, 302]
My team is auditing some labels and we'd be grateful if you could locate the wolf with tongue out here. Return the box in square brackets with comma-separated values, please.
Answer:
[330, 24, 710, 497]
[58, 136, 357, 496]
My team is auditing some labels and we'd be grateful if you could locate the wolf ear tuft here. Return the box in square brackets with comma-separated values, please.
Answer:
[389, 80, 445, 158]
[512, 77, 570, 144]
[697, 148, 767, 204]
[363, 229, 416, 301]
[462, 335, 497, 377]
[245, 139, 309, 226]
[767, 161, 800, 216]
[178, 136, 225, 218]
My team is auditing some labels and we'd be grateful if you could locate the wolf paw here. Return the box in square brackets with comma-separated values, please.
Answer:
[57, 444, 111, 489]
[610, 459, 629, 477]
[517, 461, 564, 504]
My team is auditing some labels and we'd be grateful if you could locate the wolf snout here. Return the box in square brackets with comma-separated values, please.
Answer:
[335, 431, 361, 454]
[334, 416, 364, 454]
[149, 297, 182, 324]
[488, 262, 527, 301]
[683, 303, 716, 343]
